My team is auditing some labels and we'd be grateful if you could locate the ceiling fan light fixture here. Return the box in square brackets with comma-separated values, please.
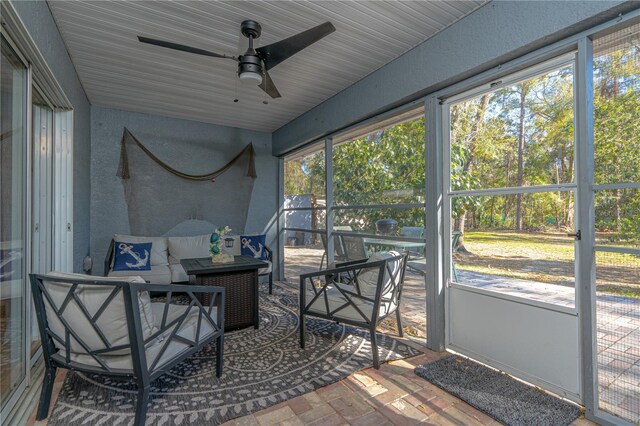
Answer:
[238, 69, 263, 84]
[238, 55, 263, 85]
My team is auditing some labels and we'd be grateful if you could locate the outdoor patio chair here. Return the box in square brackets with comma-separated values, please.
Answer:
[262, 245, 274, 294]
[340, 234, 370, 261]
[318, 225, 353, 269]
[30, 272, 225, 426]
[299, 251, 408, 368]
[399, 226, 426, 259]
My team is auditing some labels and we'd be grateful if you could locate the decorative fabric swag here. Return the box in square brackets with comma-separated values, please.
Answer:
[117, 127, 257, 182]
[115, 127, 256, 236]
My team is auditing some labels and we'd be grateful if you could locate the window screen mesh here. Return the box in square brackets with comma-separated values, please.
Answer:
[593, 19, 640, 423]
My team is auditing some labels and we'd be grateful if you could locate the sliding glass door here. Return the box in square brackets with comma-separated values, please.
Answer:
[0, 34, 28, 414]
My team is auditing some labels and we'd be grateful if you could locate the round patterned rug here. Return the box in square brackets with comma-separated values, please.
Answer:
[47, 283, 420, 425]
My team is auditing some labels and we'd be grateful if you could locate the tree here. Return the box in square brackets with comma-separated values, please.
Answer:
[450, 94, 489, 249]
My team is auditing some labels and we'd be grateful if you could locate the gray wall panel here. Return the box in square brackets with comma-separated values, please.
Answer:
[273, 0, 636, 155]
[11, 0, 92, 272]
[90, 107, 276, 276]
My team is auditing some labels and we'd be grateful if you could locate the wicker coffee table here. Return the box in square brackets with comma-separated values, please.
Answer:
[180, 256, 268, 331]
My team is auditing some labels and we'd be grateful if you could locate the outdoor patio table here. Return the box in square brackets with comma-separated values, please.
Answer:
[363, 238, 426, 252]
[364, 238, 427, 274]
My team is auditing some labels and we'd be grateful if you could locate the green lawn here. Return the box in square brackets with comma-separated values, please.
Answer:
[455, 230, 640, 298]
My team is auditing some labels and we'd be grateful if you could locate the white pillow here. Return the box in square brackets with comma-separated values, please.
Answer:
[167, 234, 211, 263]
[41, 272, 156, 355]
[113, 234, 168, 266]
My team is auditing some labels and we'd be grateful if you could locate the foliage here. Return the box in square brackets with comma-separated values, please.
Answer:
[331, 118, 425, 231]
[284, 40, 640, 244]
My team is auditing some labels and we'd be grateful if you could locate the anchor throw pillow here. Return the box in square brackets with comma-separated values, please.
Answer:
[240, 235, 268, 260]
[113, 241, 152, 271]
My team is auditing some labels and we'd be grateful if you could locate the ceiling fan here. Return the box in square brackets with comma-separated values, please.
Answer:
[138, 20, 336, 99]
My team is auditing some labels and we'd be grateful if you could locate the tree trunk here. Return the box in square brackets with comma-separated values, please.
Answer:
[453, 94, 490, 251]
[614, 188, 621, 231]
[515, 84, 528, 231]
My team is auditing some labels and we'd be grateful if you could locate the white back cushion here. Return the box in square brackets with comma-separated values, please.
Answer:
[167, 234, 211, 263]
[41, 272, 156, 355]
[355, 251, 402, 299]
[113, 234, 168, 266]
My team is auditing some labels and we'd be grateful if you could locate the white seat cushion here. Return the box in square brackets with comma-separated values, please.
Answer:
[167, 234, 211, 264]
[108, 265, 172, 285]
[305, 283, 398, 323]
[42, 272, 156, 355]
[258, 260, 272, 275]
[113, 234, 169, 266]
[68, 303, 218, 371]
[169, 263, 189, 283]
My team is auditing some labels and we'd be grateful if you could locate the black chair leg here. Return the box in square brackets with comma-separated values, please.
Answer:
[268, 272, 273, 294]
[396, 309, 404, 338]
[299, 314, 306, 349]
[370, 327, 380, 369]
[134, 386, 150, 426]
[216, 334, 224, 378]
[36, 365, 57, 420]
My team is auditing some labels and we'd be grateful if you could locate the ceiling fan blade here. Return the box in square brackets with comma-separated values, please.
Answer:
[256, 22, 335, 70]
[259, 71, 282, 99]
[138, 36, 235, 60]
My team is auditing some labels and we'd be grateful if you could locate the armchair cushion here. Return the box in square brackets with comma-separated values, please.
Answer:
[42, 272, 157, 356]
[306, 282, 397, 323]
[113, 234, 169, 266]
[67, 303, 218, 371]
[353, 251, 402, 298]
[108, 265, 172, 285]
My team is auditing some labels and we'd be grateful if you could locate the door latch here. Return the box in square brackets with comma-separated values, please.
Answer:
[567, 230, 581, 240]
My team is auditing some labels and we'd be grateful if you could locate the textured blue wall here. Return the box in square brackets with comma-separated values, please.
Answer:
[272, 0, 636, 155]
[11, 0, 92, 272]
[90, 107, 277, 275]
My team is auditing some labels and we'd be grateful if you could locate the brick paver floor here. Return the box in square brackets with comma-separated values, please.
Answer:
[284, 246, 640, 424]
[31, 347, 596, 426]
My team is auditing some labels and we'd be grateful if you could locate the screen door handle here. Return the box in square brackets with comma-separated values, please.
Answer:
[567, 230, 581, 240]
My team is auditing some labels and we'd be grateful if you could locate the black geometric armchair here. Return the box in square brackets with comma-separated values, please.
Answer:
[30, 272, 225, 426]
[299, 251, 408, 368]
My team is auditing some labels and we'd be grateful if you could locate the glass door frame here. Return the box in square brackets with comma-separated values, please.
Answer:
[29, 82, 57, 367]
[0, 29, 33, 421]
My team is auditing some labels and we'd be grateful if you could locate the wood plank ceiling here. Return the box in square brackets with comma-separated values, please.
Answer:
[47, 1, 486, 132]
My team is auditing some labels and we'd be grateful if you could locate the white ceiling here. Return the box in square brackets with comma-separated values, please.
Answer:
[47, 0, 486, 132]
